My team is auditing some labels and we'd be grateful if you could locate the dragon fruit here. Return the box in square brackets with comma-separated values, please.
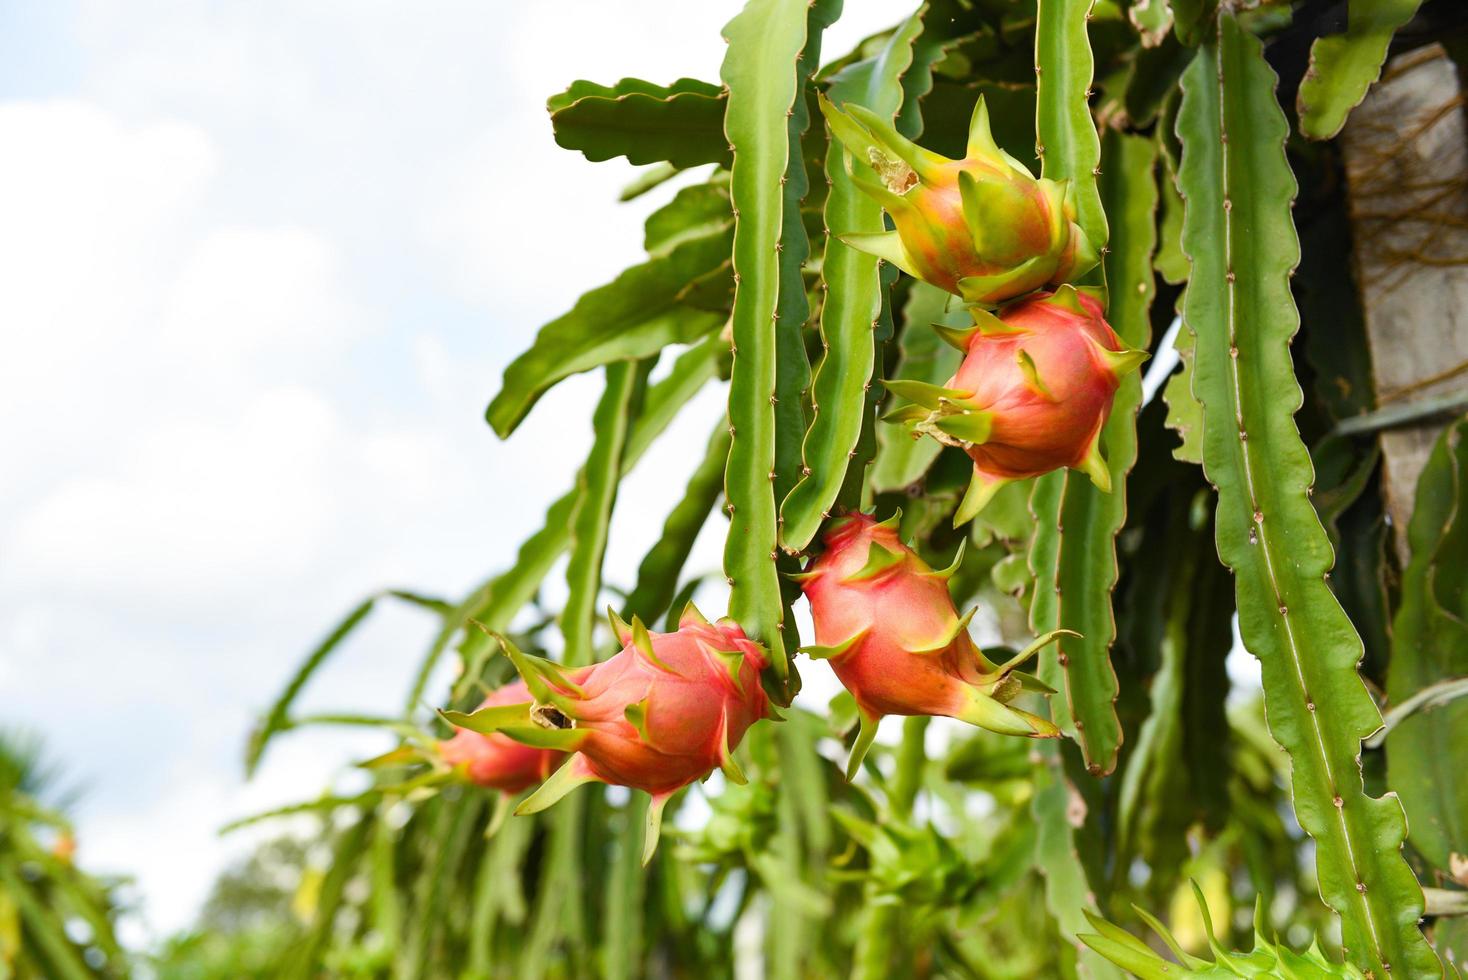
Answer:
[460, 606, 770, 862]
[437, 679, 563, 794]
[796, 512, 1069, 777]
[819, 93, 1097, 307]
[884, 286, 1146, 523]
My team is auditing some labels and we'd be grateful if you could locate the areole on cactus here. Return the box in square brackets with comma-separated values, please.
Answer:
[884, 285, 1146, 523]
[795, 512, 1072, 778]
[449, 605, 771, 863]
[819, 92, 1098, 307]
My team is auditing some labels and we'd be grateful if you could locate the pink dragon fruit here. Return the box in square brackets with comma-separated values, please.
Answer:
[797, 512, 1069, 777]
[460, 606, 770, 862]
[884, 286, 1146, 523]
[437, 679, 564, 794]
[819, 93, 1097, 307]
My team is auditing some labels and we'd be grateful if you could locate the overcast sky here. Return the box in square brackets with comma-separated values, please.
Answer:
[0, 0, 902, 942]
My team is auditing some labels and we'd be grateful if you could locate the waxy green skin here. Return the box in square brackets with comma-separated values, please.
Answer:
[819, 94, 1097, 307]
[886, 288, 1146, 522]
[799, 513, 1065, 777]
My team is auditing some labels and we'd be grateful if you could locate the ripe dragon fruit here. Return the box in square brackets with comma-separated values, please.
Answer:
[819, 93, 1097, 307]
[796, 512, 1070, 778]
[455, 606, 770, 863]
[437, 679, 564, 794]
[884, 286, 1146, 524]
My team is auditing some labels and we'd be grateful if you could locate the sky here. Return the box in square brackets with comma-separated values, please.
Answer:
[0, 0, 907, 942]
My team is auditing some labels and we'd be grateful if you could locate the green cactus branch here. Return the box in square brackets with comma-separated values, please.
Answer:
[1386, 418, 1468, 878]
[223, 5, 1468, 978]
[1028, 0, 1126, 776]
[719, 0, 810, 676]
[871, 281, 964, 492]
[1177, 14, 1439, 976]
[410, 336, 722, 713]
[622, 424, 733, 626]
[547, 76, 731, 169]
[1297, 0, 1426, 141]
[1034, 0, 1107, 257]
[779, 9, 925, 553]
[771, 0, 837, 509]
[485, 228, 727, 439]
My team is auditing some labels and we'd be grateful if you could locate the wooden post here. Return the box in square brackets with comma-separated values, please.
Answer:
[1341, 44, 1468, 558]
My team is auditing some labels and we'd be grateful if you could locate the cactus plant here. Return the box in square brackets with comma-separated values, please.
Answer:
[229, 2, 1466, 977]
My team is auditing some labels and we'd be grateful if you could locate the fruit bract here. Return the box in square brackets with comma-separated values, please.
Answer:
[884, 286, 1146, 523]
[819, 93, 1097, 307]
[797, 513, 1069, 777]
[477, 607, 770, 862]
[437, 679, 563, 794]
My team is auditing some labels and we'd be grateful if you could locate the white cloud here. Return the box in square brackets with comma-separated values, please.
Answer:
[161, 226, 358, 364]
[6, 386, 338, 605]
[0, 0, 909, 942]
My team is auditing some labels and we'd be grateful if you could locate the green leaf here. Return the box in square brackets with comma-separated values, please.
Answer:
[485, 229, 728, 438]
[428, 338, 721, 710]
[1035, 0, 1107, 258]
[871, 282, 965, 492]
[1172, 0, 1219, 47]
[248, 589, 447, 776]
[1129, 0, 1174, 48]
[563, 362, 644, 668]
[1176, 17, 1439, 975]
[622, 424, 732, 626]
[1082, 897, 1374, 978]
[771, 7, 832, 508]
[1297, 0, 1425, 140]
[282, 815, 372, 980]
[1114, 494, 1233, 896]
[1125, 36, 1192, 129]
[771, 0, 841, 661]
[1155, 153, 1189, 286]
[719, 0, 811, 673]
[467, 811, 534, 974]
[644, 182, 731, 256]
[1031, 745, 1126, 980]
[547, 77, 731, 169]
[604, 793, 651, 980]
[0, 869, 93, 980]
[401, 796, 484, 978]
[1387, 418, 1468, 875]
[780, 11, 924, 552]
